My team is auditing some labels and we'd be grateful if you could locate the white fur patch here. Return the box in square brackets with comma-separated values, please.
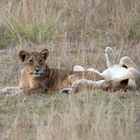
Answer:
[102, 66, 129, 80]
[73, 65, 85, 71]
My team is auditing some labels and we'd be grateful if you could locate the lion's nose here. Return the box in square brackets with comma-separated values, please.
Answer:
[34, 68, 40, 73]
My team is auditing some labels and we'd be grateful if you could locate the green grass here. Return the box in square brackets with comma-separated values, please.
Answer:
[3, 18, 61, 43]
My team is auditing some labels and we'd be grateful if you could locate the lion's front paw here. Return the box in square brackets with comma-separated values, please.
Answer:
[60, 88, 75, 94]
[0, 87, 20, 95]
[73, 65, 85, 71]
[105, 47, 113, 54]
[0, 87, 10, 94]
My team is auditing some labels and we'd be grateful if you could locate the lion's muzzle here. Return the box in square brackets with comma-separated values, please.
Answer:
[30, 68, 44, 77]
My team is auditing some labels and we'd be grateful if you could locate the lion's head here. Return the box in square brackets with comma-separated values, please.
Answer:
[19, 49, 49, 77]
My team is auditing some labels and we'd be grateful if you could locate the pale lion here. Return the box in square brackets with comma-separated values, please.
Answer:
[61, 47, 140, 93]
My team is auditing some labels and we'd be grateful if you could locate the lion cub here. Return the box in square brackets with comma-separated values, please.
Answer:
[0, 49, 103, 95]
[18, 49, 74, 94]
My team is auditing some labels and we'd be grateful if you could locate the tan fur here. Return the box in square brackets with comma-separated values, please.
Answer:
[0, 49, 103, 95]
[18, 49, 103, 94]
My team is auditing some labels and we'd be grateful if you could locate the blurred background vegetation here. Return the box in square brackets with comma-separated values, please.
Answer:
[0, 0, 139, 48]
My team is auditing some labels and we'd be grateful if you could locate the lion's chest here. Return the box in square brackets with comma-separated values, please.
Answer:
[19, 68, 72, 92]
[19, 69, 40, 89]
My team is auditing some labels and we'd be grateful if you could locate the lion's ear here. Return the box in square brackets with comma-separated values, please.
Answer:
[19, 50, 29, 62]
[40, 49, 49, 60]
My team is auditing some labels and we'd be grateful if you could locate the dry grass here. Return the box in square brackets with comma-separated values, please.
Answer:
[0, 0, 140, 47]
[0, 91, 140, 140]
[0, 0, 140, 140]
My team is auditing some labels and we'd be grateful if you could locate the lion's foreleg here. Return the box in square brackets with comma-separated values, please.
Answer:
[71, 79, 106, 92]
[86, 68, 103, 77]
[61, 79, 107, 94]
[104, 47, 114, 68]
[0, 86, 21, 95]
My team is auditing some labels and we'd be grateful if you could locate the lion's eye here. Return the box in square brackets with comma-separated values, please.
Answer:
[39, 60, 43, 63]
[29, 60, 34, 64]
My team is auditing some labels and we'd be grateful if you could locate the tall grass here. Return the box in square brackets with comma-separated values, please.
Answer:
[0, 0, 140, 48]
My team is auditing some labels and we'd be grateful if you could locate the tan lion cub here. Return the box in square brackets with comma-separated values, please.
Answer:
[0, 49, 103, 95]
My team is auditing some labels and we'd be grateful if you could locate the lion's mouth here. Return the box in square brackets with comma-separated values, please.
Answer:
[30, 72, 42, 77]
